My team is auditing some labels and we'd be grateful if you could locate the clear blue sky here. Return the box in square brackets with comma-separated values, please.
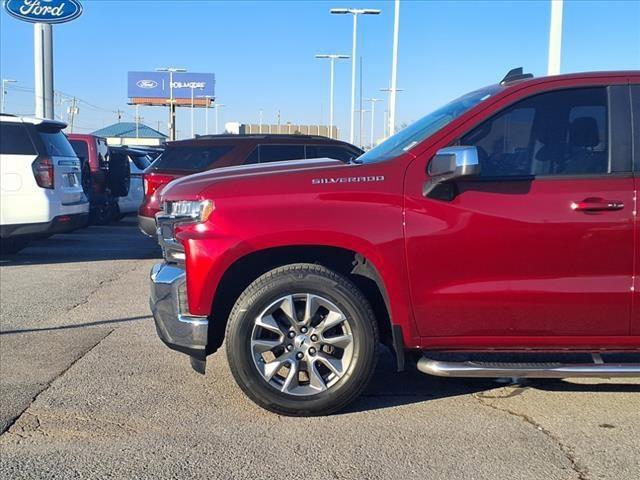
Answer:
[1, 0, 639, 143]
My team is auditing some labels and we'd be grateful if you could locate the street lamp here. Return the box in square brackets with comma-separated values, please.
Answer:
[330, 7, 381, 144]
[156, 67, 186, 141]
[547, 0, 563, 75]
[198, 95, 214, 135]
[388, 0, 401, 136]
[214, 103, 226, 134]
[1, 79, 17, 114]
[365, 98, 381, 148]
[315, 54, 349, 139]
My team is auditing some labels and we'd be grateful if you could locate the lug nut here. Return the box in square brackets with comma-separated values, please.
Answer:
[300, 327, 308, 333]
[286, 344, 293, 351]
[288, 331, 295, 338]
[296, 352, 304, 360]
[310, 334, 318, 342]
[308, 347, 316, 356]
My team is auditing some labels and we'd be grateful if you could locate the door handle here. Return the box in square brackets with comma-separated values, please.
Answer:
[571, 197, 624, 212]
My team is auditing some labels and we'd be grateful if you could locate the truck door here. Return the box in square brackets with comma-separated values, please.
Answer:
[405, 85, 633, 341]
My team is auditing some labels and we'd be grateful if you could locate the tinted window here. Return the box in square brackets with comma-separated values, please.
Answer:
[69, 139, 89, 160]
[36, 125, 77, 157]
[243, 147, 259, 165]
[259, 144, 305, 163]
[358, 84, 502, 164]
[151, 145, 234, 172]
[461, 87, 609, 177]
[306, 145, 358, 162]
[129, 153, 152, 170]
[0, 123, 36, 155]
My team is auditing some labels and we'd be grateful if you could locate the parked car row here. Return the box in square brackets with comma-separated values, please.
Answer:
[0, 115, 156, 254]
[137, 134, 363, 235]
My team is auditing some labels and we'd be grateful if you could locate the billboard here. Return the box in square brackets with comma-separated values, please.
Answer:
[127, 71, 215, 100]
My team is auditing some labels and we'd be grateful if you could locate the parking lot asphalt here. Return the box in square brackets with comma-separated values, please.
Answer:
[0, 218, 639, 480]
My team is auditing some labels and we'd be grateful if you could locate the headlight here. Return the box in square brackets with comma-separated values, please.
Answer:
[164, 200, 214, 223]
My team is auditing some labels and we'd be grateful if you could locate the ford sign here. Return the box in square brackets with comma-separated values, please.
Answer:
[3, 0, 83, 24]
[136, 80, 158, 89]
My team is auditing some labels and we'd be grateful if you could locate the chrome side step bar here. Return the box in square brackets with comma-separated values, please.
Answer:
[417, 355, 640, 378]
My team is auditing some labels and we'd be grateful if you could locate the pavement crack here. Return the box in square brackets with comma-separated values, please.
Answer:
[0, 329, 115, 437]
[67, 262, 143, 312]
[473, 392, 590, 480]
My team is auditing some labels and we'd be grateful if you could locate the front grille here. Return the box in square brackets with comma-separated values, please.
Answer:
[155, 213, 187, 264]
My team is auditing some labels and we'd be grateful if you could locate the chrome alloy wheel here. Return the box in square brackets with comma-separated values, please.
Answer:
[250, 293, 354, 396]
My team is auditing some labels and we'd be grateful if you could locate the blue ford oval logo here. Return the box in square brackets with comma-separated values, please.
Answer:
[4, 0, 83, 24]
[137, 80, 158, 89]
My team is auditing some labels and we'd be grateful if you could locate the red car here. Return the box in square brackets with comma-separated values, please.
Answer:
[138, 134, 363, 236]
[150, 69, 640, 416]
[68, 134, 129, 224]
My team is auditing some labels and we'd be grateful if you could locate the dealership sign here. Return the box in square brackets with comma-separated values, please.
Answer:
[128, 71, 215, 100]
[3, 0, 83, 24]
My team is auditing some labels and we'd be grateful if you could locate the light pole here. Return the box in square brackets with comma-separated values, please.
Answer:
[380, 85, 403, 138]
[547, 0, 563, 75]
[189, 86, 203, 138]
[330, 7, 381, 144]
[1, 79, 17, 114]
[388, 0, 401, 136]
[214, 103, 226, 134]
[365, 98, 381, 148]
[156, 67, 186, 141]
[315, 54, 349, 139]
[198, 95, 214, 135]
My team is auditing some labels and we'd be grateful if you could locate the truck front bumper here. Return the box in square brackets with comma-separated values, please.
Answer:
[150, 262, 208, 360]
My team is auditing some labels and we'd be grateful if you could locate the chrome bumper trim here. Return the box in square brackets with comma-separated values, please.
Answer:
[150, 262, 208, 353]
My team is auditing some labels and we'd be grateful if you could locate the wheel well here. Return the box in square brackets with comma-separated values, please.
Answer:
[207, 246, 394, 359]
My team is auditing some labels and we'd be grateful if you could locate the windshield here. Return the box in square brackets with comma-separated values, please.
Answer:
[357, 84, 502, 164]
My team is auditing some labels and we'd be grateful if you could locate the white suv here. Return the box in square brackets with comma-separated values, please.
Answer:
[0, 114, 89, 254]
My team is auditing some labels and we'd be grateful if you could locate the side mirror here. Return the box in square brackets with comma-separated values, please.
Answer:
[423, 146, 481, 197]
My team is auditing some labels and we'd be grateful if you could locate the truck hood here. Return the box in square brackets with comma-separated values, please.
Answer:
[161, 157, 346, 200]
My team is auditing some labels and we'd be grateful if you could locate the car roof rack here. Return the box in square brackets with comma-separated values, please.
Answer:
[500, 67, 534, 86]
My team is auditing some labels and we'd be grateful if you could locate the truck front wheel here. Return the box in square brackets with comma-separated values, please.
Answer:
[226, 263, 378, 416]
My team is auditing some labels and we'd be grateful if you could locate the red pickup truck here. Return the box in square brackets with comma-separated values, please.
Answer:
[150, 69, 640, 416]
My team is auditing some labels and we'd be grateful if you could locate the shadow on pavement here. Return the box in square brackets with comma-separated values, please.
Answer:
[343, 348, 640, 413]
[0, 218, 161, 266]
[0, 315, 152, 335]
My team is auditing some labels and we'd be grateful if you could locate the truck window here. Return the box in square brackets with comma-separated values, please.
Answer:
[69, 139, 89, 161]
[151, 145, 234, 172]
[461, 87, 610, 177]
[0, 123, 36, 155]
[259, 144, 305, 163]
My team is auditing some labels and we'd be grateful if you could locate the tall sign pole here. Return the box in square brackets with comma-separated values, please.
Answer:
[34, 23, 54, 118]
[4, 0, 83, 119]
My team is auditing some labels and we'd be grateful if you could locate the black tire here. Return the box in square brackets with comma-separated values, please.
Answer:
[80, 159, 93, 199]
[107, 153, 130, 198]
[226, 263, 378, 416]
[0, 237, 30, 255]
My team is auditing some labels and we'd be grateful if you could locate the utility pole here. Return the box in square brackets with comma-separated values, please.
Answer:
[547, 0, 563, 75]
[1, 79, 17, 114]
[68, 97, 78, 133]
[116, 109, 123, 123]
[134, 105, 143, 139]
[359, 56, 364, 146]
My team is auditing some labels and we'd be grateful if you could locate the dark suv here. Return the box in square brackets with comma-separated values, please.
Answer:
[138, 134, 363, 235]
